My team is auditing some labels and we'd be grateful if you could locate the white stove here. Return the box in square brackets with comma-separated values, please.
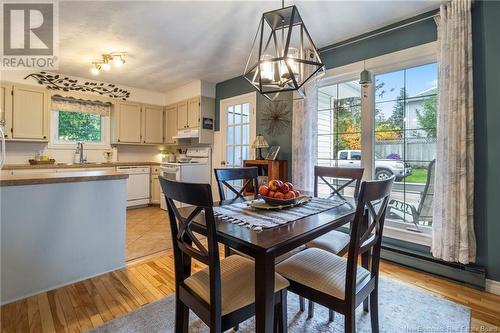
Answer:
[159, 147, 211, 210]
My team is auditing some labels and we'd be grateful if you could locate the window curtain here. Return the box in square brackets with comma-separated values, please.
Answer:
[432, 0, 476, 264]
[51, 95, 111, 116]
[291, 83, 318, 192]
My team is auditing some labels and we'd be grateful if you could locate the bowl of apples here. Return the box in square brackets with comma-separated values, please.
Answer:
[258, 179, 303, 206]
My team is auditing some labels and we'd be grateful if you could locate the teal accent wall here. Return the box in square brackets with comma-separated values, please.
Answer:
[472, 0, 500, 281]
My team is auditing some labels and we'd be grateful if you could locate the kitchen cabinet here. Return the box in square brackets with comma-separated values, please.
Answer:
[150, 166, 161, 204]
[115, 101, 142, 143]
[165, 104, 178, 144]
[187, 97, 200, 128]
[177, 100, 188, 130]
[12, 85, 48, 140]
[142, 104, 164, 144]
[0, 83, 12, 139]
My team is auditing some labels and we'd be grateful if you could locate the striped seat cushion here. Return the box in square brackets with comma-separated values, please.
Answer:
[184, 255, 289, 315]
[306, 230, 350, 255]
[276, 248, 370, 300]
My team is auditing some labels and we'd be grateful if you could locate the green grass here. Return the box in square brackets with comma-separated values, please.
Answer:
[404, 169, 428, 183]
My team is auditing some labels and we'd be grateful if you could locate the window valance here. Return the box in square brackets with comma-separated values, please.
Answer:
[51, 95, 111, 116]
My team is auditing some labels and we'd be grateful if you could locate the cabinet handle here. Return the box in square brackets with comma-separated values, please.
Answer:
[118, 139, 121, 142]
[43, 135, 47, 139]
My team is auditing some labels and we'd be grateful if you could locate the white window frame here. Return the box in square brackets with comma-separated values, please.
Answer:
[317, 42, 437, 246]
[48, 109, 111, 150]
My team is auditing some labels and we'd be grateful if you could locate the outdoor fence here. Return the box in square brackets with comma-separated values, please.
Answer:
[375, 138, 436, 167]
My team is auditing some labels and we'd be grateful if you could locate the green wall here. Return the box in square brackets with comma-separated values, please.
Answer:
[214, 4, 500, 281]
[472, 0, 500, 281]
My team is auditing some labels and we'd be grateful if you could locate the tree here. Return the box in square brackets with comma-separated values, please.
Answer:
[387, 88, 406, 130]
[416, 95, 437, 138]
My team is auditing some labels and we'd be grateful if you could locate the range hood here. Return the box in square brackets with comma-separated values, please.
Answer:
[173, 128, 199, 139]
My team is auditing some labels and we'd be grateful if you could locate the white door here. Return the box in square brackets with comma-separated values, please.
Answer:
[216, 92, 257, 199]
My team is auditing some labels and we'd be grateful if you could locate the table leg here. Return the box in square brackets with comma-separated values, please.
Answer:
[255, 254, 275, 333]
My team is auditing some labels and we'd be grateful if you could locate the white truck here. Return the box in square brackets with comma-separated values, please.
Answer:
[337, 150, 412, 181]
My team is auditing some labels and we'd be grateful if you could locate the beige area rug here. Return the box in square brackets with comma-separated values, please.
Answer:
[89, 277, 470, 332]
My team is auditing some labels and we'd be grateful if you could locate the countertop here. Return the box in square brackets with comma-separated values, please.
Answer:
[0, 170, 129, 187]
[3, 161, 161, 170]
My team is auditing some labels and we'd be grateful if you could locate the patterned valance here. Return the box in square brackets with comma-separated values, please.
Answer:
[51, 95, 111, 116]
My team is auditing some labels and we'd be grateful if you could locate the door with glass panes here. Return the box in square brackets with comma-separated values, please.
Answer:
[219, 92, 257, 199]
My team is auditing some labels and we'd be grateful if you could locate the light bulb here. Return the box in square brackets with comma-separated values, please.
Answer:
[113, 56, 125, 67]
[101, 62, 111, 71]
[91, 66, 100, 75]
[260, 54, 274, 84]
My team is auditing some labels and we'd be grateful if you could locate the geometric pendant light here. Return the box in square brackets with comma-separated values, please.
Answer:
[244, 3, 325, 99]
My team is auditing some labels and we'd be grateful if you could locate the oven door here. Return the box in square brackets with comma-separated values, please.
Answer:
[160, 166, 181, 210]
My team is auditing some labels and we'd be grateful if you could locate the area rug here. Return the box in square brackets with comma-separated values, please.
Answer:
[89, 277, 470, 333]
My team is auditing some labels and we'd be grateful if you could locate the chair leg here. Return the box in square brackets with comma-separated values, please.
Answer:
[307, 300, 314, 318]
[233, 324, 239, 331]
[363, 296, 369, 313]
[299, 296, 305, 312]
[344, 308, 355, 333]
[175, 297, 189, 333]
[370, 288, 380, 333]
[224, 245, 231, 257]
[280, 290, 288, 333]
[328, 309, 335, 322]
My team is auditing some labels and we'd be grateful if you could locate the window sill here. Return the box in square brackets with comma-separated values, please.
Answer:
[383, 224, 432, 246]
[48, 142, 111, 150]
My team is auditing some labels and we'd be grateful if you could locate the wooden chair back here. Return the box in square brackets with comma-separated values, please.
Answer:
[345, 176, 395, 298]
[314, 166, 364, 199]
[214, 167, 259, 201]
[158, 177, 222, 312]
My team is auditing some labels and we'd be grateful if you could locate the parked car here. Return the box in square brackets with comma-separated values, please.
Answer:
[336, 150, 412, 181]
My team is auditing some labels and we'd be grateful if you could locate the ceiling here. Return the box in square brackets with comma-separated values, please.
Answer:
[57, 1, 442, 93]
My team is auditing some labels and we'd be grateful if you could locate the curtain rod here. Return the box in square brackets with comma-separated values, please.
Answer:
[319, 10, 439, 53]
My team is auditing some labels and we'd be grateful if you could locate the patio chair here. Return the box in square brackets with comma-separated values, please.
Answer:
[387, 159, 435, 232]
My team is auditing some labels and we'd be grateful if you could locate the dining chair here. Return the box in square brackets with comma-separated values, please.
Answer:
[214, 167, 259, 201]
[277, 176, 395, 333]
[303, 166, 364, 317]
[159, 177, 289, 333]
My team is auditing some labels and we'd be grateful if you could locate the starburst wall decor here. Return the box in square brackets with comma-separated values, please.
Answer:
[25, 72, 130, 100]
[261, 100, 291, 136]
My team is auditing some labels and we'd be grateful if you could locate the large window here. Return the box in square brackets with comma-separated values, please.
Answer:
[50, 110, 110, 148]
[316, 48, 437, 245]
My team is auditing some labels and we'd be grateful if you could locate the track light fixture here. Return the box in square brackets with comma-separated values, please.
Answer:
[90, 52, 127, 75]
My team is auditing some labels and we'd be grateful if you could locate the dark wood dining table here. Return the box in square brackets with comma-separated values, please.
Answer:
[180, 195, 357, 333]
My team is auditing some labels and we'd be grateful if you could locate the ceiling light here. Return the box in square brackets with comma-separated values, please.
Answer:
[101, 62, 111, 71]
[113, 55, 125, 67]
[90, 52, 126, 74]
[91, 63, 101, 75]
[244, 2, 325, 98]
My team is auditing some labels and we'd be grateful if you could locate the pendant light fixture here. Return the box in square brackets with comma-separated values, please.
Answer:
[244, 1, 325, 99]
[359, 60, 372, 86]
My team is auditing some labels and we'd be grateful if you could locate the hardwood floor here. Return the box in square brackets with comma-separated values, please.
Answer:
[1, 207, 499, 332]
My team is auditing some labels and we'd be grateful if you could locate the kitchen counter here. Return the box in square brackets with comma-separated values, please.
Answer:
[0, 170, 129, 187]
[3, 161, 160, 170]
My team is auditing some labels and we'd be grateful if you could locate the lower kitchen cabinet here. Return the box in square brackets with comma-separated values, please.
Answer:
[150, 166, 161, 204]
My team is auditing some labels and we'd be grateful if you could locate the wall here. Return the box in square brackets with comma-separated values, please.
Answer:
[1, 71, 170, 164]
[215, 77, 293, 176]
[472, 0, 500, 281]
[164, 79, 216, 105]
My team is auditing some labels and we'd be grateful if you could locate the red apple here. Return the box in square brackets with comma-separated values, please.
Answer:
[258, 185, 269, 197]
[274, 191, 285, 199]
[279, 183, 290, 194]
[293, 190, 301, 197]
[276, 180, 284, 187]
[284, 191, 296, 199]
[285, 182, 294, 191]
[268, 179, 280, 191]
[268, 190, 276, 198]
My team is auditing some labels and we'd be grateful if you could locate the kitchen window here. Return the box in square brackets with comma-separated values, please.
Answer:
[315, 43, 437, 245]
[49, 95, 111, 149]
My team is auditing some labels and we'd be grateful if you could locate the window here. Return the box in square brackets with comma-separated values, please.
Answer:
[315, 44, 437, 245]
[57, 111, 102, 142]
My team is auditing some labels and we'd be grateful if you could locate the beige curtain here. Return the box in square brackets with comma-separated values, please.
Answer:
[432, 0, 476, 264]
[51, 95, 111, 116]
[291, 82, 318, 192]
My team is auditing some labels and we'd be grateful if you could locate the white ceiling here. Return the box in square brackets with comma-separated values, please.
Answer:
[57, 1, 442, 93]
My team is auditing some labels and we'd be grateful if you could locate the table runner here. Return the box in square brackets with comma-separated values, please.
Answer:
[213, 197, 347, 230]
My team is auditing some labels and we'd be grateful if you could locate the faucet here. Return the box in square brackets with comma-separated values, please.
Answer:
[76, 142, 87, 164]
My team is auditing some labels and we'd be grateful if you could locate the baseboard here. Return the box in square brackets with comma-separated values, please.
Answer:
[485, 279, 500, 295]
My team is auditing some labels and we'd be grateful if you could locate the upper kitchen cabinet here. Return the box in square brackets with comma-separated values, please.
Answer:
[177, 100, 188, 130]
[165, 104, 178, 144]
[114, 101, 142, 143]
[142, 104, 164, 144]
[0, 83, 13, 139]
[187, 97, 200, 129]
[12, 85, 48, 140]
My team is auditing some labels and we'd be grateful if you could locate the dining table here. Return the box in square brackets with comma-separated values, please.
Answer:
[180, 194, 357, 333]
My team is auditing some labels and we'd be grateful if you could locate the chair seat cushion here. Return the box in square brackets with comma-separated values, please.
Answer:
[184, 255, 289, 315]
[276, 248, 370, 300]
[231, 245, 306, 264]
[306, 230, 350, 255]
